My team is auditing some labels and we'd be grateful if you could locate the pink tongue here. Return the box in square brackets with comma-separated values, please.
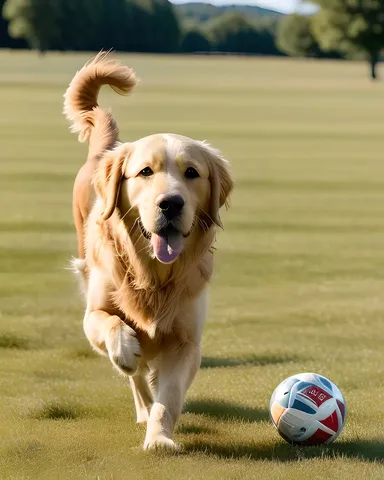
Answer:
[151, 230, 183, 264]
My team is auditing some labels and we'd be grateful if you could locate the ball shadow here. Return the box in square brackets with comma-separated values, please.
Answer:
[183, 439, 384, 463]
[183, 398, 384, 463]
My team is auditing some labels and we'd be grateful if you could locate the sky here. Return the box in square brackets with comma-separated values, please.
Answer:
[170, 0, 315, 14]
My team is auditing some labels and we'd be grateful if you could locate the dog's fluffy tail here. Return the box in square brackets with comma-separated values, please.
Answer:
[63, 51, 137, 160]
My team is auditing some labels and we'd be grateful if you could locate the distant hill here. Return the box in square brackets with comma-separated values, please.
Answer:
[175, 2, 284, 27]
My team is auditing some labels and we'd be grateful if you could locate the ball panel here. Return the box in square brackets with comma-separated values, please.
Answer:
[318, 375, 333, 391]
[337, 399, 346, 421]
[270, 401, 286, 426]
[299, 385, 332, 408]
[301, 428, 333, 446]
[320, 410, 339, 432]
[278, 391, 290, 409]
[291, 399, 316, 414]
[295, 381, 312, 392]
[278, 409, 316, 443]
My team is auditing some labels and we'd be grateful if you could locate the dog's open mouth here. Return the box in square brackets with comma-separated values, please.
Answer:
[139, 221, 194, 264]
[139, 222, 151, 240]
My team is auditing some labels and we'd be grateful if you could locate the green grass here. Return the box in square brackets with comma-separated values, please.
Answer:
[1, 51, 384, 479]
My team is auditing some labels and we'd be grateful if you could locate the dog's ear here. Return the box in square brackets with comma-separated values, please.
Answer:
[198, 142, 234, 228]
[94, 144, 132, 221]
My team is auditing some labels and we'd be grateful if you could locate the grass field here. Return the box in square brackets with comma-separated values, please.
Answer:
[1, 51, 384, 479]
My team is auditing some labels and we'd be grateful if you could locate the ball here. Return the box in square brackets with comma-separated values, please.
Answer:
[269, 372, 346, 446]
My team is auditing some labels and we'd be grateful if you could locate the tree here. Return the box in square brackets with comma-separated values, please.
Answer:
[3, 0, 62, 52]
[181, 29, 211, 53]
[252, 17, 282, 56]
[147, 0, 181, 53]
[0, 0, 27, 47]
[55, 0, 101, 51]
[277, 14, 321, 57]
[96, 0, 130, 52]
[57, 0, 129, 52]
[312, 0, 384, 80]
[205, 12, 282, 56]
[124, 0, 181, 53]
[206, 13, 260, 53]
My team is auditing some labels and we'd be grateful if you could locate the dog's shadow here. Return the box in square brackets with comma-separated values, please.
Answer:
[200, 354, 298, 369]
[184, 399, 270, 423]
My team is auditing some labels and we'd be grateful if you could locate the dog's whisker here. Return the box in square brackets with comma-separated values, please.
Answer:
[196, 206, 215, 227]
[120, 204, 135, 223]
[113, 218, 140, 259]
[128, 217, 140, 237]
[132, 234, 145, 250]
[135, 244, 152, 257]
[193, 213, 209, 233]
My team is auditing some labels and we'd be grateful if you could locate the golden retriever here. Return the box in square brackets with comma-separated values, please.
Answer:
[64, 52, 233, 450]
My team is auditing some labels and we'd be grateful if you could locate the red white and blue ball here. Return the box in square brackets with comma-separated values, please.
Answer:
[270, 373, 346, 446]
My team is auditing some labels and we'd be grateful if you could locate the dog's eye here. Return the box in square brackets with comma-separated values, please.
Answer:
[185, 167, 199, 179]
[139, 167, 153, 177]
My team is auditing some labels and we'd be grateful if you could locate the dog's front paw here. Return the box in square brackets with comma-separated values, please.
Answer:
[144, 435, 180, 452]
[106, 319, 141, 376]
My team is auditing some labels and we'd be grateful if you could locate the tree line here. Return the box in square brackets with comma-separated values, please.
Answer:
[0, 0, 383, 79]
[0, 0, 181, 53]
[0, 0, 282, 55]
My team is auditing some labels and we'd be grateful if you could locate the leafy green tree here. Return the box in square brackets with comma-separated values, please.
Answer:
[148, 0, 181, 53]
[312, 0, 384, 79]
[206, 13, 260, 53]
[181, 29, 211, 53]
[3, 0, 62, 52]
[56, 0, 99, 51]
[125, 0, 153, 52]
[277, 13, 320, 57]
[117, 0, 181, 53]
[56, 0, 128, 52]
[252, 17, 281, 56]
[205, 12, 281, 55]
[96, 0, 129, 51]
[0, 0, 26, 47]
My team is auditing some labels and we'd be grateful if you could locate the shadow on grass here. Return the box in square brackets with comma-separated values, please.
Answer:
[68, 347, 98, 360]
[184, 399, 270, 423]
[183, 439, 384, 463]
[31, 402, 83, 420]
[201, 354, 297, 369]
[0, 332, 30, 349]
[177, 424, 217, 435]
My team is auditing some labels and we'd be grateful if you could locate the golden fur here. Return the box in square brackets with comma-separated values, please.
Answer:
[64, 52, 233, 450]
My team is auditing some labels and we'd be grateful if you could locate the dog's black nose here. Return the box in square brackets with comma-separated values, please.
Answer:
[158, 194, 185, 219]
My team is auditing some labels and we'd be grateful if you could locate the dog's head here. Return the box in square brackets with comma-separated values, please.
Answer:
[95, 134, 233, 264]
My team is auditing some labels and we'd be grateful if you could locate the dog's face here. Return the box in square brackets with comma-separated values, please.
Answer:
[96, 134, 233, 264]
